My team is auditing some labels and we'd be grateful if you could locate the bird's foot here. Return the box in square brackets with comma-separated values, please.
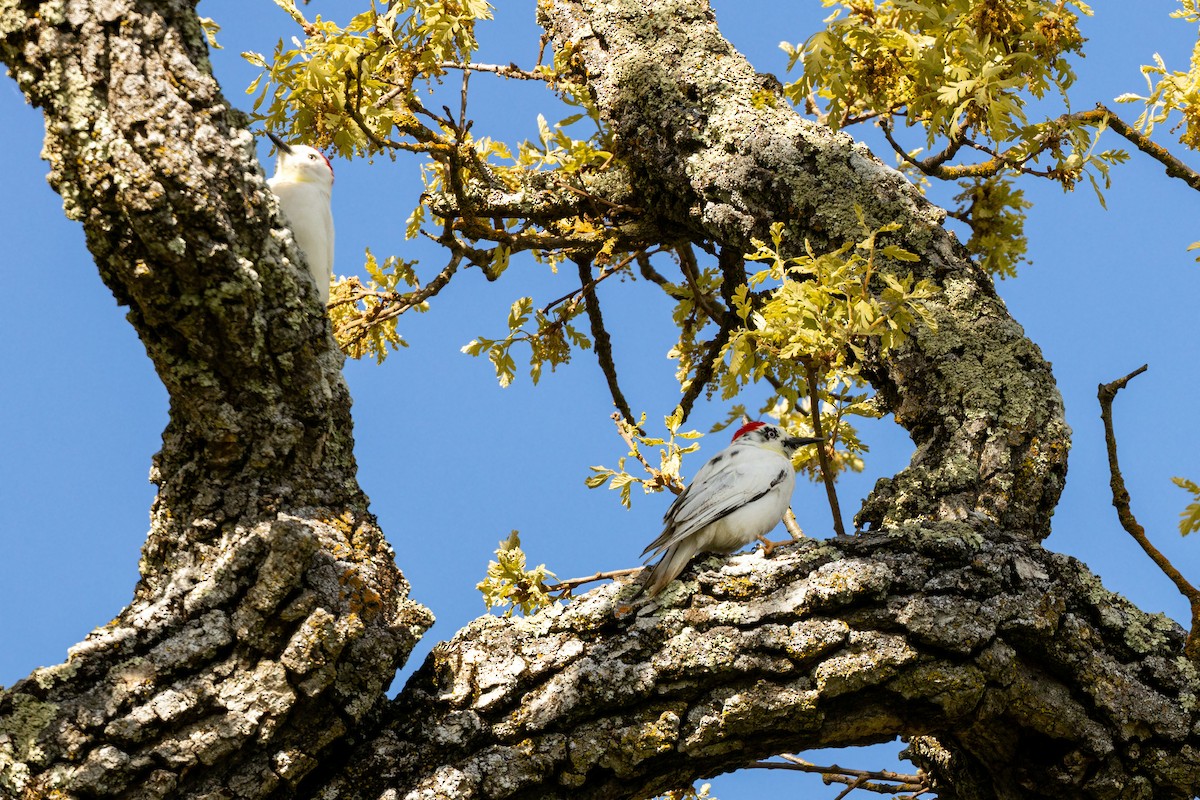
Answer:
[757, 536, 792, 556]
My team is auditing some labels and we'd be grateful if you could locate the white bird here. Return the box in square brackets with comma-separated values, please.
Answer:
[640, 421, 823, 596]
[266, 131, 334, 306]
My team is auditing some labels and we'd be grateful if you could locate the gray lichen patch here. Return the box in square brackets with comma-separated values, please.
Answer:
[813, 631, 919, 698]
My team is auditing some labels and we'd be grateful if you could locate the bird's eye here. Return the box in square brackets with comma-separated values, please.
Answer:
[309, 154, 318, 160]
[765, 428, 778, 439]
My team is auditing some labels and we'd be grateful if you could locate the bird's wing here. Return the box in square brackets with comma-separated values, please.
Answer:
[641, 446, 790, 558]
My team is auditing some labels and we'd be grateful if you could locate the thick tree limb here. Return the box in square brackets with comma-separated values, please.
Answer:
[0, 2, 431, 797]
[312, 528, 1200, 799]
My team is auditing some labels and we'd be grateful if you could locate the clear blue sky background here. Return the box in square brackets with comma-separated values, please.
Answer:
[2, 2, 1199, 797]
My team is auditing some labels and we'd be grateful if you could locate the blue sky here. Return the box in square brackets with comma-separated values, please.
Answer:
[2, 1, 1199, 796]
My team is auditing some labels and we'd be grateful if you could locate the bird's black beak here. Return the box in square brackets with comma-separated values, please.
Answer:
[265, 130, 293, 155]
[784, 435, 825, 451]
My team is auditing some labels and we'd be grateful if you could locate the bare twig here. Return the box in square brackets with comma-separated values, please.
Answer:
[343, 56, 433, 153]
[677, 246, 744, 422]
[437, 61, 548, 81]
[541, 250, 645, 314]
[803, 359, 846, 537]
[458, 64, 470, 139]
[748, 755, 931, 797]
[576, 257, 638, 426]
[544, 567, 642, 595]
[1098, 364, 1200, 660]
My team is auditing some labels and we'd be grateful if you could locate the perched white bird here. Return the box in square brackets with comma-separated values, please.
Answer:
[266, 131, 334, 306]
[640, 421, 822, 596]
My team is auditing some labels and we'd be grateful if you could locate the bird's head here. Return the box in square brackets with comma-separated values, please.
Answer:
[267, 132, 334, 187]
[732, 421, 823, 455]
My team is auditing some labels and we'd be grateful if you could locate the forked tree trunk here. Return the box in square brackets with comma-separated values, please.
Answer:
[0, 1, 1196, 799]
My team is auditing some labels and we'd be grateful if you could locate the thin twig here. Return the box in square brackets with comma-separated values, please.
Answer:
[541, 250, 644, 314]
[677, 242, 728, 323]
[834, 778, 869, 800]
[548, 175, 638, 212]
[576, 257, 638, 426]
[343, 58, 432, 153]
[612, 411, 685, 496]
[437, 61, 548, 81]
[544, 567, 642, 594]
[1083, 105, 1200, 192]
[677, 246, 744, 422]
[804, 359, 846, 537]
[879, 105, 1200, 194]
[332, 254, 461, 345]
[458, 63, 470, 139]
[748, 755, 930, 796]
[1098, 364, 1200, 660]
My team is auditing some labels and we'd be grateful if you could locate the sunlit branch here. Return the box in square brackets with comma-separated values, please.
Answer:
[543, 567, 642, 596]
[880, 104, 1200, 194]
[1080, 105, 1200, 192]
[343, 54, 440, 153]
[610, 411, 685, 496]
[331, 253, 461, 348]
[803, 358, 846, 538]
[429, 227, 505, 281]
[437, 61, 549, 82]
[541, 250, 648, 314]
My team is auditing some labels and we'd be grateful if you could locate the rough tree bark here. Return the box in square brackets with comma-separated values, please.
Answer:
[0, 1, 1196, 800]
[0, 1, 432, 797]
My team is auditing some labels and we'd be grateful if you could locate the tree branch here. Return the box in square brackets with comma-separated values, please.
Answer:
[804, 359, 847, 537]
[544, 567, 643, 595]
[676, 242, 728, 324]
[747, 755, 930, 797]
[539, 0, 1069, 539]
[576, 257, 638, 425]
[1098, 364, 1200, 660]
[676, 245, 745, 422]
[0, 4, 432, 796]
[1081, 105, 1200, 192]
[310, 527, 1200, 799]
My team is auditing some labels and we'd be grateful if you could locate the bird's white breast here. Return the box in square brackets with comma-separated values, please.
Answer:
[269, 179, 334, 304]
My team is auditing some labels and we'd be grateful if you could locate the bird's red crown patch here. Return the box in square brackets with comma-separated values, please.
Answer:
[732, 420, 767, 441]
